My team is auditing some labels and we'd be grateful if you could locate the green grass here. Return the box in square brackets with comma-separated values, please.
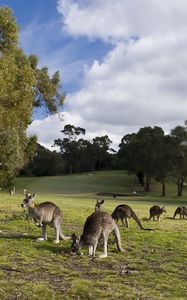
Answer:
[0, 171, 186, 299]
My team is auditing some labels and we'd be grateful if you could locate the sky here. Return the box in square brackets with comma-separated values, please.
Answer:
[1, 0, 187, 150]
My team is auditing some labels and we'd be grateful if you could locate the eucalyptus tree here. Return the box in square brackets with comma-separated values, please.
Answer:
[0, 7, 64, 185]
[92, 135, 113, 170]
[170, 125, 187, 196]
[22, 144, 64, 176]
[54, 125, 113, 173]
[118, 126, 169, 192]
[54, 125, 86, 173]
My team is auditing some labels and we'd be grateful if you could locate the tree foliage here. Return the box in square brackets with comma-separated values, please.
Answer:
[0, 7, 64, 186]
[54, 125, 113, 173]
[118, 123, 187, 196]
[22, 144, 64, 176]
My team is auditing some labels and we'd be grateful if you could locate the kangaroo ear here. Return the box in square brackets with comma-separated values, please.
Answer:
[30, 193, 36, 200]
[76, 236, 81, 244]
[71, 233, 77, 241]
[101, 199, 104, 204]
[26, 192, 31, 198]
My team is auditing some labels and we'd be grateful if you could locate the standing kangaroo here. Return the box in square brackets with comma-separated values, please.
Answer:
[9, 186, 15, 196]
[111, 204, 152, 230]
[71, 210, 124, 258]
[173, 206, 187, 219]
[21, 193, 70, 243]
[149, 205, 166, 221]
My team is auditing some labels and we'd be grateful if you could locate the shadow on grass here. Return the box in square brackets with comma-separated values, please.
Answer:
[0, 232, 36, 240]
[166, 216, 187, 221]
[142, 217, 150, 222]
[33, 242, 71, 255]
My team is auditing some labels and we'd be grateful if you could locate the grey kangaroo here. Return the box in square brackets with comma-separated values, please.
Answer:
[71, 210, 124, 258]
[21, 193, 70, 243]
[149, 205, 166, 221]
[111, 204, 152, 230]
[173, 206, 187, 219]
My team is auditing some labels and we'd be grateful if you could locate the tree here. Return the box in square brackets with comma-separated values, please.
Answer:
[54, 125, 86, 173]
[153, 134, 174, 196]
[29, 55, 65, 114]
[54, 125, 113, 174]
[170, 125, 187, 196]
[0, 7, 64, 185]
[92, 135, 112, 170]
[118, 126, 167, 192]
[22, 144, 64, 176]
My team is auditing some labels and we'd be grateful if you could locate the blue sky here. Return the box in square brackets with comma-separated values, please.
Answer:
[1, 0, 187, 149]
[1, 0, 112, 94]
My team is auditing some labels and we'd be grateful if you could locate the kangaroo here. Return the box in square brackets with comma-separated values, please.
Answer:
[21, 193, 70, 243]
[9, 186, 15, 196]
[111, 204, 152, 230]
[149, 205, 166, 221]
[71, 211, 124, 258]
[173, 206, 187, 219]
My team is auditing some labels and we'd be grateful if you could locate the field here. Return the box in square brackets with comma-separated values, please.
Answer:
[0, 171, 186, 300]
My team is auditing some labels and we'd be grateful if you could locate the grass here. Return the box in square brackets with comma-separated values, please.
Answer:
[0, 171, 186, 299]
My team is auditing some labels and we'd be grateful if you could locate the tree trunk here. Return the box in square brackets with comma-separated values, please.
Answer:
[177, 176, 183, 197]
[144, 175, 150, 192]
[161, 180, 166, 196]
[69, 163, 73, 174]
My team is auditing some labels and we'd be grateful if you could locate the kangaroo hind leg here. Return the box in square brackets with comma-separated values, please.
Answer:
[37, 224, 47, 242]
[122, 217, 129, 228]
[99, 231, 109, 258]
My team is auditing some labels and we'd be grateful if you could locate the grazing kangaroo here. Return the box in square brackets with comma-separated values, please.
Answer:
[173, 206, 187, 219]
[111, 204, 152, 230]
[71, 211, 124, 258]
[21, 193, 70, 243]
[149, 205, 166, 221]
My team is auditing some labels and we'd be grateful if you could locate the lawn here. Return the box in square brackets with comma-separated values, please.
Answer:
[0, 171, 186, 299]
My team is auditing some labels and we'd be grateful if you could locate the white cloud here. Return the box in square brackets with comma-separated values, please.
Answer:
[29, 1, 187, 150]
[57, 0, 187, 41]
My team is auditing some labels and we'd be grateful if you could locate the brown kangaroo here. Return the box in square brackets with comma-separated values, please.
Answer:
[71, 210, 124, 258]
[149, 205, 166, 221]
[111, 204, 152, 230]
[173, 206, 187, 219]
[21, 193, 70, 243]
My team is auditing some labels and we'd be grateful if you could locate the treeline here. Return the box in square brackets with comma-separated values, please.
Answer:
[22, 125, 116, 176]
[22, 123, 187, 196]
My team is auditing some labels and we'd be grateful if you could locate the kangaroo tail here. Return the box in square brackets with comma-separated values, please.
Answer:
[131, 211, 144, 229]
[111, 209, 119, 221]
[59, 229, 71, 240]
[113, 224, 124, 252]
[132, 211, 153, 231]
[173, 210, 177, 219]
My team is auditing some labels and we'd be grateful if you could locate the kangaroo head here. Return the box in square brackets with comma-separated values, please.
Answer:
[21, 193, 36, 208]
[162, 207, 166, 213]
[70, 233, 81, 253]
[95, 199, 104, 211]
